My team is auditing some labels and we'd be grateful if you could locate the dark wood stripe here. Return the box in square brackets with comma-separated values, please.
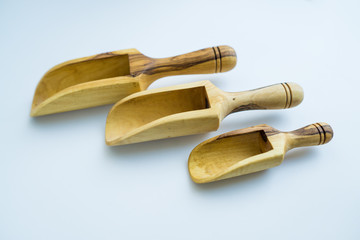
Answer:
[317, 123, 327, 144]
[313, 123, 323, 145]
[281, 83, 289, 109]
[317, 123, 326, 145]
[229, 103, 263, 114]
[216, 127, 280, 140]
[215, 47, 221, 73]
[129, 47, 236, 76]
[130, 54, 216, 76]
[216, 46, 222, 73]
[284, 82, 293, 108]
[212, 47, 218, 73]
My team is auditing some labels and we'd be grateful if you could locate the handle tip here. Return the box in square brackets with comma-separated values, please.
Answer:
[214, 45, 237, 73]
[314, 122, 334, 145]
[281, 82, 304, 108]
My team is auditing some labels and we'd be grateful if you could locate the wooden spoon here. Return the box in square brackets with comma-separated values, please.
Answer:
[105, 81, 303, 146]
[30, 46, 236, 116]
[188, 123, 333, 183]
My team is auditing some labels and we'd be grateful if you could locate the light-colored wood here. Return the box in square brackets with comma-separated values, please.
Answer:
[30, 46, 237, 116]
[188, 122, 333, 183]
[105, 81, 304, 145]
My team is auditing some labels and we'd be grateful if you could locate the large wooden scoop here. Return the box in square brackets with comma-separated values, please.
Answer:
[188, 123, 333, 183]
[31, 46, 236, 116]
[105, 81, 304, 146]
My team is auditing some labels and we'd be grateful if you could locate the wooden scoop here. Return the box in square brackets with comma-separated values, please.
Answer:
[188, 123, 333, 183]
[105, 81, 304, 146]
[30, 46, 236, 116]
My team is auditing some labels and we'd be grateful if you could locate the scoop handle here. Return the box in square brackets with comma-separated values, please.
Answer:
[133, 46, 236, 78]
[227, 82, 304, 115]
[286, 122, 334, 150]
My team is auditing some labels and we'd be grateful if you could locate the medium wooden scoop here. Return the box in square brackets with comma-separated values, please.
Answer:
[105, 81, 303, 146]
[30, 46, 236, 116]
[188, 123, 333, 183]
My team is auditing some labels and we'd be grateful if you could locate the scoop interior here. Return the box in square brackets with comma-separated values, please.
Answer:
[189, 130, 274, 181]
[105, 86, 211, 143]
[32, 54, 131, 108]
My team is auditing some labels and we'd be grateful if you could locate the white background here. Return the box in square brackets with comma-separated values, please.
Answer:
[1, 0, 359, 239]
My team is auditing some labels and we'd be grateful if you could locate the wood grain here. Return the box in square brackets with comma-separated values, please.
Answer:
[227, 82, 303, 115]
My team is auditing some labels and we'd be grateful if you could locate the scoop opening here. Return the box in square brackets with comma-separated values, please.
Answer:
[189, 130, 274, 182]
[32, 54, 131, 108]
[105, 86, 211, 143]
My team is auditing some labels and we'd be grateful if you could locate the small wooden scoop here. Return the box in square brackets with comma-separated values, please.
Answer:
[30, 46, 236, 116]
[105, 81, 303, 146]
[188, 123, 333, 183]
